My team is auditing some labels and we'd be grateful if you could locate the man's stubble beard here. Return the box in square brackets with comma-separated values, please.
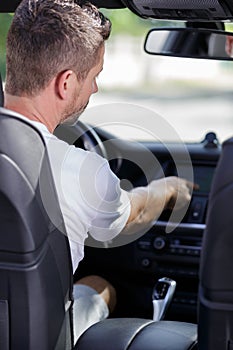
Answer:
[61, 106, 85, 126]
[60, 87, 89, 127]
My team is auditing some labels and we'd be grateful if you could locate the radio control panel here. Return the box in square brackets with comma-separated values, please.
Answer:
[135, 219, 204, 272]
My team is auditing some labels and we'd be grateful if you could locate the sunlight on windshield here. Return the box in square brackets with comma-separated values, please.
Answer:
[81, 10, 233, 144]
[84, 43, 233, 143]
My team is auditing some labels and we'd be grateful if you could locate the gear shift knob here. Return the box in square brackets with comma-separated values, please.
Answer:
[152, 277, 176, 321]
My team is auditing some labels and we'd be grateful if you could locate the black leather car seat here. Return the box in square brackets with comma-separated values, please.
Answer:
[75, 318, 197, 350]
[0, 107, 73, 350]
[198, 137, 233, 349]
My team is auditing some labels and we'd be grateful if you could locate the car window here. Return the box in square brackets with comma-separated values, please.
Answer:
[80, 9, 233, 144]
[0, 14, 12, 80]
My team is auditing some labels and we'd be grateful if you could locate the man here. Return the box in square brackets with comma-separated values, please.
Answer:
[4, 0, 194, 340]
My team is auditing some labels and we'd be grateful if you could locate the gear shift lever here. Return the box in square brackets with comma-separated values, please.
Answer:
[152, 277, 176, 321]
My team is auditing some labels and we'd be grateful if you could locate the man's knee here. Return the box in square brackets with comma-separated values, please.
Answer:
[75, 275, 116, 313]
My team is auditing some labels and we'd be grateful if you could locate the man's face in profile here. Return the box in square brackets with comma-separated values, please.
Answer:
[62, 46, 105, 126]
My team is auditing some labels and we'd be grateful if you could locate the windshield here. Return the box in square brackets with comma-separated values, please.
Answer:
[81, 9, 233, 144]
[1, 11, 233, 144]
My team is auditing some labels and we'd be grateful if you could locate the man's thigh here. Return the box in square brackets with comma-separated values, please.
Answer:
[73, 284, 109, 342]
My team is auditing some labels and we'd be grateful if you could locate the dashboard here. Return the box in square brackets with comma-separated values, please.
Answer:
[70, 126, 221, 324]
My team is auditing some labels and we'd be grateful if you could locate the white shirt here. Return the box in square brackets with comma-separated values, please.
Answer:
[13, 113, 131, 272]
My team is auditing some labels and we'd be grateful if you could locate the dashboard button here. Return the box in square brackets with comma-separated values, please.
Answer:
[141, 258, 151, 267]
[153, 237, 166, 250]
[191, 201, 202, 219]
[138, 241, 151, 250]
[188, 197, 207, 223]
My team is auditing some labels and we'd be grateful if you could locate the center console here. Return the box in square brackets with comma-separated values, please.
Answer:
[135, 161, 216, 322]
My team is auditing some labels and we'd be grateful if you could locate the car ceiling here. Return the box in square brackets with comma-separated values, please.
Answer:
[2, 0, 233, 22]
[0, 0, 125, 12]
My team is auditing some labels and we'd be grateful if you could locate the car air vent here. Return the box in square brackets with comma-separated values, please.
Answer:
[122, 0, 233, 21]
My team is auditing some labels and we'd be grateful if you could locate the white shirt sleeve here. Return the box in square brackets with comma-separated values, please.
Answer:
[75, 150, 131, 241]
[47, 140, 131, 243]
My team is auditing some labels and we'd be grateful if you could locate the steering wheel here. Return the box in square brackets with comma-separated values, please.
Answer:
[54, 121, 107, 158]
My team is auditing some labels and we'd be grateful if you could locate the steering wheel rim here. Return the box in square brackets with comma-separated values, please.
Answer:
[54, 121, 107, 158]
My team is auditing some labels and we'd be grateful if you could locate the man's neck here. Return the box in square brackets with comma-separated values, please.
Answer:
[4, 92, 58, 133]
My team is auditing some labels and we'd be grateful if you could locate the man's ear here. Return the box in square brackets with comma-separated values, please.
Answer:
[55, 70, 77, 100]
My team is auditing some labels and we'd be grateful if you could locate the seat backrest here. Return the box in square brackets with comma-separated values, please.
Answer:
[198, 137, 233, 349]
[0, 108, 73, 350]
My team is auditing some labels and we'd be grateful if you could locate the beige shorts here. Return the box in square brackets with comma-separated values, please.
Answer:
[73, 284, 109, 342]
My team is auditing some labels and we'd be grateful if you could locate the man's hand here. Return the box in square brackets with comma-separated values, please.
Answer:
[122, 176, 196, 235]
[159, 176, 195, 211]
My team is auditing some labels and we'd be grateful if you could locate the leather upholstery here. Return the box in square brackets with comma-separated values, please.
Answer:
[198, 137, 233, 349]
[0, 108, 73, 350]
[76, 319, 197, 350]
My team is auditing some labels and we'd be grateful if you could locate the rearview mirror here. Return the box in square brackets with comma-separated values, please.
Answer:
[144, 28, 233, 60]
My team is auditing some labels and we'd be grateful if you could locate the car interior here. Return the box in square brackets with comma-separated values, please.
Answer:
[1, 0, 233, 349]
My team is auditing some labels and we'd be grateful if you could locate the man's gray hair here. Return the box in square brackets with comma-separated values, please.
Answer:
[5, 0, 111, 96]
